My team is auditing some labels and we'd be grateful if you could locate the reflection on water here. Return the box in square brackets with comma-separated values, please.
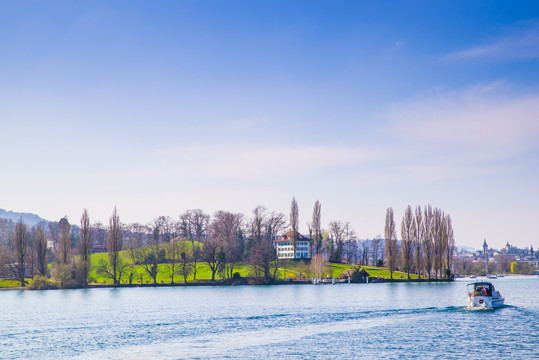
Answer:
[1, 277, 537, 359]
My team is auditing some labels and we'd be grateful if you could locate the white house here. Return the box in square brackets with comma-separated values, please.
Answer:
[275, 230, 311, 260]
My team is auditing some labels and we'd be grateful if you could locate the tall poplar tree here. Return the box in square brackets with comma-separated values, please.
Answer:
[80, 209, 92, 286]
[400, 205, 414, 280]
[58, 217, 71, 264]
[290, 197, 299, 255]
[312, 200, 322, 256]
[107, 206, 122, 285]
[35, 224, 47, 276]
[384, 207, 398, 279]
[14, 219, 27, 286]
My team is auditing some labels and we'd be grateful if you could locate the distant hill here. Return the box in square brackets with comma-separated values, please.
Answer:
[456, 245, 478, 253]
[0, 208, 47, 226]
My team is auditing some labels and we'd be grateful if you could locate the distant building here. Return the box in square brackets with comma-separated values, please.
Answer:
[275, 230, 311, 260]
[483, 239, 489, 262]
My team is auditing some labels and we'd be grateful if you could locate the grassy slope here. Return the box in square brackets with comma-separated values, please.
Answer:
[1, 246, 423, 287]
[88, 249, 252, 285]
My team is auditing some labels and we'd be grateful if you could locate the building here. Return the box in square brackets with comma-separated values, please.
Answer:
[275, 230, 312, 259]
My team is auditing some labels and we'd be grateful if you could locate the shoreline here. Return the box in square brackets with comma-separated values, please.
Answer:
[0, 277, 455, 291]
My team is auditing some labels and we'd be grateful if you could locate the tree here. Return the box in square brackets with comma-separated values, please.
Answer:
[422, 205, 434, 279]
[371, 237, 382, 266]
[178, 242, 193, 284]
[247, 206, 275, 279]
[210, 210, 243, 279]
[79, 209, 92, 286]
[328, 220, 348, 263]
[432, 208, 444, 278]
[413, 206, 423, 277]
[202, 237, 221, 281]
[359, 240, 369, 266]
[143, 224, 162, 284]
[310, 254, 327, 279]
[443, 214, 455, 278]
[35, 224, 47, 276]
[14, 219, 28, 286]
[165, 240, 181, 284]
[106, 206, 122, 285]
[265, 211, 287, 279]
[92, 221, 107, 247]
[290, 197, 299, 252]
[179, 209, 210, 280]
[312, 200, 322, 256]
[384, 207, 398, 279]
[58, 217, 71, 264]
[510, 262, 518, 274]
[401, 205, 414, 280]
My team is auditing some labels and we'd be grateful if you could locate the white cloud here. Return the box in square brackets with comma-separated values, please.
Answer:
[443, 22, 539, 61]
[385, 83, 539, 162]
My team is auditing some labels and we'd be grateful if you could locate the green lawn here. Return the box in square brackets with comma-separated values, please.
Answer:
[359, 266, 423, 280]
[0, 279, 25, 288]
[88, 250, 253, 285]
[1, 248, 426, 288]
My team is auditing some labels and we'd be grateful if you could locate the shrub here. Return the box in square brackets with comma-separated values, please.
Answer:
[28, 275, 58, 290]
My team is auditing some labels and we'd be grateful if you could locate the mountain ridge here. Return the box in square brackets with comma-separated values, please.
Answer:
[0, 208, 47, 226]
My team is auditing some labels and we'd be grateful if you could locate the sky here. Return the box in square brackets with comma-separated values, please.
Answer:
[1, 1, 538, 250]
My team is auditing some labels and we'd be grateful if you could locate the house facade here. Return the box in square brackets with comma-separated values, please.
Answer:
[275, 230, 311, 259]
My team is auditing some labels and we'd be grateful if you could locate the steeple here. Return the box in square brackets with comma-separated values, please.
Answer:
[483, 239, 488, 262]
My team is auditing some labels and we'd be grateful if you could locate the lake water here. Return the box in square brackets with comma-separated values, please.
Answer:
[1, 277, 537, 359]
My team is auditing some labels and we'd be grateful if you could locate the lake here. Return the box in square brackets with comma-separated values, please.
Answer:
[1, 277, 537, 359]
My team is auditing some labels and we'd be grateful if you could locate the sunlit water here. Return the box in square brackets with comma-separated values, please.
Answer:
[1, 277, 537, 359]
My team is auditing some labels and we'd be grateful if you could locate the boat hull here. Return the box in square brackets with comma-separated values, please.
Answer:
[467, 295, 504, 309]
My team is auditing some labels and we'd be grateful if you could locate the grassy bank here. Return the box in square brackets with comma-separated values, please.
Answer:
[1, 250, 428, 288]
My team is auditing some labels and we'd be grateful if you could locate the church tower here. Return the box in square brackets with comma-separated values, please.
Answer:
[483, 239, 488, 262]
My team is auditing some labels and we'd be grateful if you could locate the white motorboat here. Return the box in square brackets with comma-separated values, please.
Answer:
[467, 282, 504, 309]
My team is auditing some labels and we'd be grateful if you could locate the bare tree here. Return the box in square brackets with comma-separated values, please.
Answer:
[401, 205, 414, 280]
[247, 206, 273, 279]
[202, 236, 221, 281]
[14, 219, 28, 286]
[178, 242, 193, 284]
[106, 206, 123, 285]
[310, 254, 327, 279]
[290, 197, 299, 252]
[443, 214, 455, 278]
[328, 220, 348, 263]
[312, 200, 322, 256]
[371, 237, 381, 266]
[210, 210, 243, 278]
[92, 221, 107, 247]
[266, 211, 287, 279]
[142, 224, 162, 284]
[422, 205, 433, 279]
[432, 208, 444, 278]
[79, 209, 92, 286]
[165, 239, 181, 284]
[413, 206, 423, 277]
[384, 207, 398, 279]
[58, 217, 71, 264]
[35, 224, 47, 276]
[182, 209, 210, 280]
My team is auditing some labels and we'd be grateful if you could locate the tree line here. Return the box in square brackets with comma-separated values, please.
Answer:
[384, 205, 455, 280]
[0, 199, 456, 287]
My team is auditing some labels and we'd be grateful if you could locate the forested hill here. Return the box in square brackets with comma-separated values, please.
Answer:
[0, 208, 46, 226]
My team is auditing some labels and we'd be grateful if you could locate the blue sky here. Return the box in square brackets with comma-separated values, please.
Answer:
[1, 1, 539, 249]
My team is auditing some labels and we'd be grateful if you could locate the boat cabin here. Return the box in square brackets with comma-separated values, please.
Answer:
[467, 282, 494, 297]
